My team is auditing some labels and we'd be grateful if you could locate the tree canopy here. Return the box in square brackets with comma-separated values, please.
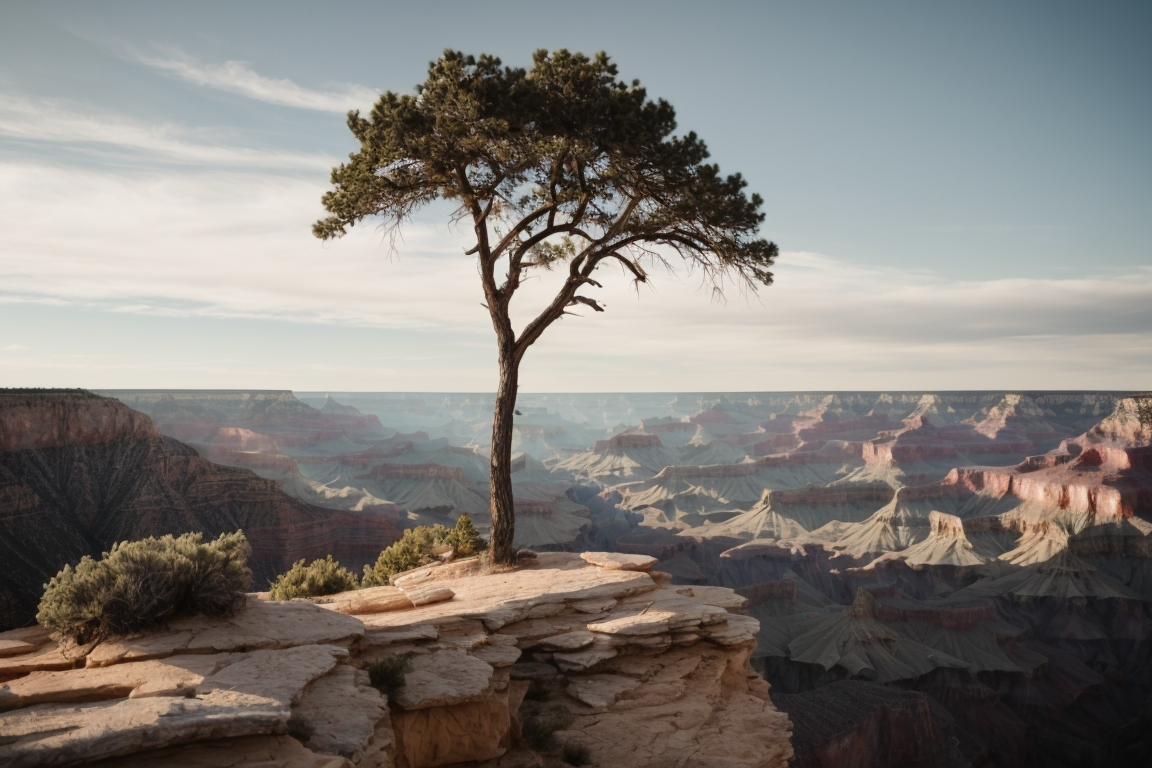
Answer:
[315, 49, 776, 563]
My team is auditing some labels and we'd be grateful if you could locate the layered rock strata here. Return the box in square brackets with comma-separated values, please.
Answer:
[0, 390, 400, 631]
[0, 552, 792, 768]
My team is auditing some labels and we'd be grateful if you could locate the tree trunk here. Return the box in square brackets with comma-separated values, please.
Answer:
[488, 338, 518, 565]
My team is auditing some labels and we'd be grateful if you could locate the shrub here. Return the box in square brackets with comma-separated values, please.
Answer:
[362, 514, 487, 586]
[37, 531, 252, 644]
[367, 655, 410, 697]
[269, 555, 359, 600]
[561, 741, 592, 766]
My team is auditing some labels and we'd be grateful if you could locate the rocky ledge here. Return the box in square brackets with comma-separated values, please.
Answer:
[0, 552, 792, 768]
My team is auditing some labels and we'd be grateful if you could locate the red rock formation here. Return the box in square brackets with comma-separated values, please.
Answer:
[0, 390, 155, 452]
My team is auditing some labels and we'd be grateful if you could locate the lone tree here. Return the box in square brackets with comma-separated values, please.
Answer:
[315, 50, 777, 565]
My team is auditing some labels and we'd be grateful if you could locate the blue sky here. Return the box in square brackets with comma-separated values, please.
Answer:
[0, 1, 1149, 391]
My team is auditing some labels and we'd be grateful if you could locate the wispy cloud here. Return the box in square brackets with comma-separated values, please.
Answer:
[0, 159, 1149, 390]
[141, 56, 379, 113]
[0, 93, 334, 170]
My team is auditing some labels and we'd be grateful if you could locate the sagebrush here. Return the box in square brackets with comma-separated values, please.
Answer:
[37, 531, 252, 644]
[367, 655, 410, 697]
[362, 514, 486, 586]
[269, 555, 359, 600]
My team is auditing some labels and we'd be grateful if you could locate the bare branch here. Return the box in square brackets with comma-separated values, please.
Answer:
[569, 295, 605, 312]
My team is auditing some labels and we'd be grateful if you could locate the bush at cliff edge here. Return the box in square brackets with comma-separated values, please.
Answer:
[362, 514, 486, 586]
[269, 555, 359, 600]
[37, 531, 252, 644]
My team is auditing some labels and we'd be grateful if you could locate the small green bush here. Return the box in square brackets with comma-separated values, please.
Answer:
[37, 531, 252, 644]
[362, 514, 487, 586]
[367, 655, 410, 697]
[269, 555, 359, 600]
[561, 741, 592, 766]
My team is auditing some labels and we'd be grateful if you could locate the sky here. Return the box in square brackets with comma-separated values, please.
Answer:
[0, 0, 1149, 392]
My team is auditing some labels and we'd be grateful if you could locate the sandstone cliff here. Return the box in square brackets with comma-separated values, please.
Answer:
[0, 552, 792, 768]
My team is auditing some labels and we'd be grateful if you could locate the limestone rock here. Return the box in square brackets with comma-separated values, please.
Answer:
[0, 627, 50, 658]
[363, 624, 439, 648]
[86, 599, 364, 668]
[196, 645, 347, 706]
[567, 674, 642, 709]
[700, 614, 760, 646]
[391, 649, 494, 710]
[571, 598, 618, 614]
[470, 643, 522, 667]
[684, 586, 749, 612]
[587, 612, 673, 637]
[552, 637, 618, 672]
[291, 665, 390, 762]
[0, 691, 287, 767]
[317, 585, 413, 615]
[400, 584, 455, 607]
[580, 553, 657, 571]
[86, 734, 348, 768]
[0, 644, 347, 767]
[391, 694, 510, 768]
[0, 655, 218, 712]
[537, 630, 595, 652]
[0, 643, 78, 682]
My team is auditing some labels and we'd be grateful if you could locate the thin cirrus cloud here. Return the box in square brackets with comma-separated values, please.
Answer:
[1, 157, 1150, 390]
[140, 56, 379, 113]
[0, 93, 333, 170]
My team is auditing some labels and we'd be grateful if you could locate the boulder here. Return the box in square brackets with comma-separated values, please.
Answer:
[290, 665, 391, 763]
[580, 553, 657, 571]
[391, 649, 494, 710]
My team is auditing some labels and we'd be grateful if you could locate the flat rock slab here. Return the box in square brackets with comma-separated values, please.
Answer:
[553, 638, 618, 672]
[580, 553, 657, 571]
[588, 611, 677, 637]
[567, 674, 642, 709]
[196, 644, 347, 706]
[538, 630, 595, 652]
[0, 690, 286, 768]
[315, 585, 413, 615]
[0, 644, 77, 681]
[0, 628, 51, 660]
[86, 734, 346, 768]
[292, 665, 389, 762]
[700, 614, 760, 646]
[86, 599, 364, 667]
[361, 623, 439, 648]
[469, 643, 522, 667]
[681, 586, 749, 612]
[399, 584, 455, 607]
[0, 644, 348, 767]
[0, 655, 219, 712]
[357, 553, 656, 633]
[391, 649, 494, 710]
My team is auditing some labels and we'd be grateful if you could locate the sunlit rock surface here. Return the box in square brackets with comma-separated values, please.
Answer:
[0, 553, 791, 768]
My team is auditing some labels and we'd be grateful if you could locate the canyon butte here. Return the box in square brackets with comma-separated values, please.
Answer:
[1, 388, 1150, 768]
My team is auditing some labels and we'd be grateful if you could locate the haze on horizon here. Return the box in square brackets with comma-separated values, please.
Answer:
[0, 1, 1149, 392]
